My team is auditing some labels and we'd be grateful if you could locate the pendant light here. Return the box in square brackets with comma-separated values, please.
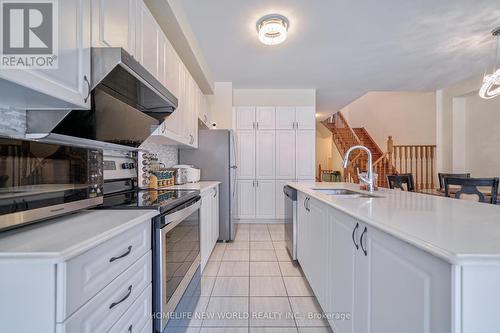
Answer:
[479, 27, 500, 99]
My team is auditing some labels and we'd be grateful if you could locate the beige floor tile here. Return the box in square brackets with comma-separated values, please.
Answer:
[214, 243, 227, 251]
[251, 328, 298, 333]
[250, 231, 272, 241]
[250, 262, 282, 276]
[289, 297, 329, 327]
[218, 261, 250, 276]
[297, 328, 333, 333]
[226, 241, 250, 250]
[249, 297, 296, 327]
[222, 250, 250, 261]
[235, 231, 250, 241]
[250, 224, 269, 231]
[250, 241, 275, 250]
[283, 277, 314, 296]
[267, 223, 284, 231]
[279, 262, 303, 277]
[250, 276, 287, 296]
[202, 261, 221, 276]
[185, 276, 216, 297]
[209, 247, 225, 261]
[201, 328, 248, 333]
[272, 241, 287, 249]
[270, 232, 285, 241]
[203, 297, 249, 327]
[275, 249, 293, 262]
[212, 276, 249, 296]
[166, 296, 210, 327]
[250, 250, 278, 262]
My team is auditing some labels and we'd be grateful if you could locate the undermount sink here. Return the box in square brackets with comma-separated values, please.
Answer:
[311, 188, 380, 198]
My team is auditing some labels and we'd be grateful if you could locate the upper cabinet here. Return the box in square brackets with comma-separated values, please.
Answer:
[256, 107, 275, 129]
[92, 0, 137, 57]
[235, 107, 256, 130]
[136, 0, 159, 79]
[0, 0, 92, 109]
[276, 106, 316, 130]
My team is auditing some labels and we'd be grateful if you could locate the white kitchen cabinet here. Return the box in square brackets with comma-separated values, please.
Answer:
[136, 0, 159, 79]
[297, 195, 452, 333]
[92, 0, 137, 57]
[276, 130, 296, 179]
[200, 185, 219, 271]
[275, 107, 296, 130]
[164, 41, 181, 98]
[256, 130, 276, 179]
[237, 180, 256, 219]
[295, 106, 316, 130]
[235, 107, 256, 130]
[275, 180, 293, 219]
[0, 0, 91, 109]
[255, 180, 276, 219]
[295, 130, 316, 180]
[236, 131, 256, 180]
[256, 107, 275, 129]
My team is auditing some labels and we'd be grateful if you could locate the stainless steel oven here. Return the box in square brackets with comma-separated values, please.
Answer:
[153, 195, 201, 333]
[0, 137, 103, 231]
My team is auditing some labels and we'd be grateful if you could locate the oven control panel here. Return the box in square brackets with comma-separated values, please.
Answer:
[103, 151, 137, 181]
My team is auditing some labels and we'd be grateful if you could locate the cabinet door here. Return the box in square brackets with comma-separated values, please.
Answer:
[276, 107, 295, 130]
[295, 106, 316, 130]
[165, 41, 180, 98]
[276, 130, 296, 179]
[295, 130, 316, 180]
[275, 180, 293, 219]
[211, 187, 220, 243]
[188, 76, 198, 148]
[200, 193, 212, 272]
[329, 209, 358, 333]
[236, 180, 255, 219]
[137, 1, 159, 79]
[355, 224, 452, 333]
[256, 107, 275, 130]
[255, 180, 275, 219]
[296, 193, 310, 270]
[92, 0, 136, 56]
[256, 130, 276, 179]
[0, 0, 91, 109]
[236, 131, 256, 180]
[235, 107, 256, 130]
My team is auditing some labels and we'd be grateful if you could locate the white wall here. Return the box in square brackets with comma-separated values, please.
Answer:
[233, 89, 316, 107]
[207, 82, 233, 129]
[464, 93, 500, 177]
[341, 91, 437, 151]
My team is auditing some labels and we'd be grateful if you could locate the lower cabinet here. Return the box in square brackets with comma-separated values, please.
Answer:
[200, 185, 220, 271]
[236, 179, 276, 220]
[297, 194, 452, 333]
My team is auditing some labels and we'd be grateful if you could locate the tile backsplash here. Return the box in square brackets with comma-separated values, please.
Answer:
[140, 140, 178, 168]
[0, 108, 26, 137]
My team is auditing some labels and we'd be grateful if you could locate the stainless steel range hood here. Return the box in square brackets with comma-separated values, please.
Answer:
[26, 48, 178, 149]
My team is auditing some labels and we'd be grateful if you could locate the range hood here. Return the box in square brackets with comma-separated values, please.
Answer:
[26, 47, 178, 149]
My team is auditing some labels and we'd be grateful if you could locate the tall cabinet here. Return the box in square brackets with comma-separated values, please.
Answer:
[235, 106, 316, 220]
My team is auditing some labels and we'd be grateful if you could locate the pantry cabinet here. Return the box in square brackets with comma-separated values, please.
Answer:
[235, 107, 256, 130]
[236, 131, 256, 180]
[297, 194, 452, 333]
[256, 107, 276, 129]
[200, 185, 219, 271]
[256, 130, 276, 179]
[236, 179, 275, 220]
[276, 130, 296, 179]
[236, 180, 256, 219]
[0, 0, 92, 109]
[275, 106, 315, 130]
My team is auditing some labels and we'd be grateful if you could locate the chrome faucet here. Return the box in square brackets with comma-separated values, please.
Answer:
[342, 145, 375, 193]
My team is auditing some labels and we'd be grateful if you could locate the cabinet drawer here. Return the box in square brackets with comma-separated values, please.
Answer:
[60, 222, 151, 320]
[58, 252, 152, 333]
[109, 284, 152, 333]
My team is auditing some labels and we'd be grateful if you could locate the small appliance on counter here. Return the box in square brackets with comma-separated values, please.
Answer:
[170, 165, 200, 185]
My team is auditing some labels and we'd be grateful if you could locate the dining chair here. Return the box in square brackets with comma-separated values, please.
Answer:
[444, 177, 499, 204]
[438, 173, 470, 191]
[386, 174, 415, 192]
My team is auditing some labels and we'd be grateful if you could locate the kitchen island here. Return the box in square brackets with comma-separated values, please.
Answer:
[288, 181, 500, 333]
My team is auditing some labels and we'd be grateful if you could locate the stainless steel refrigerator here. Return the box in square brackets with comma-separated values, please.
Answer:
[179, 129, 237, 241]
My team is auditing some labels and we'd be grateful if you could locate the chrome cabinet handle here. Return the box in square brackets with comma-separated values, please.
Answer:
[352, 222, 359, 250]
[109, 285, 132, 309]
[253, 122, 255, 129]
[109, 245, 132, 262]
[256, 122, 259, 130]
[128, 324, 133, 333]
[296, 122, 299, 129]
[303, 198, 307, 210]
[213, 188, 217, 198]
[360, 227, 368, 256]
[83, 75, 91, 103]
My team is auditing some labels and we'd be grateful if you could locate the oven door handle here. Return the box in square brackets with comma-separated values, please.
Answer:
[161, 197, 201, 228]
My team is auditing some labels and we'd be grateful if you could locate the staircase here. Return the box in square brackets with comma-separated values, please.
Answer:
[322, 112, 394, 188]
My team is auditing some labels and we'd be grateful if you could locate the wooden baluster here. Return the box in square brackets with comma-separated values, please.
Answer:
[414, 147, 419, 191]
[398, 146, 403, 172]
[430, 146, 435, 189]
[409, 146, 414, 175]
[425, 146, 429, 189]
[419, 146, 424, 190]
[393, 146, 398, 173]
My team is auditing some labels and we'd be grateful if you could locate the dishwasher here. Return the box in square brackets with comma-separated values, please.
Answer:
[284, 185, 298, 260]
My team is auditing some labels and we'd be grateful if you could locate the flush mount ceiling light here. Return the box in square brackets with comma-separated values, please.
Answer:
[479, 27, 500, 99]
[256, 14, 289, 45]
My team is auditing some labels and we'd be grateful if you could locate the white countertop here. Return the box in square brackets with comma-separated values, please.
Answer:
[288, 182, 500, 265]
[166, 181, 220, 194]
[0, 210, 158, 263]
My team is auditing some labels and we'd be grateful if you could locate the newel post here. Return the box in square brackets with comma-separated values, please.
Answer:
[387, 136, 394, 166]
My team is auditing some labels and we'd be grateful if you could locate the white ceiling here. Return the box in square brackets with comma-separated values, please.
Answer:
[171, 0, 500, 118]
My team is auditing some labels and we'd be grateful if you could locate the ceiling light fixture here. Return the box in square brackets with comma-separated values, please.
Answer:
[256, 14, 289, 46]
[479, 27, 500, 99]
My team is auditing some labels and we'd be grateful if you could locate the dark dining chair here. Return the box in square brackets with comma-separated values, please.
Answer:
[444, 177, 499, 204]
[438, 173, 470, 191]
[386, 174, 415, 192]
